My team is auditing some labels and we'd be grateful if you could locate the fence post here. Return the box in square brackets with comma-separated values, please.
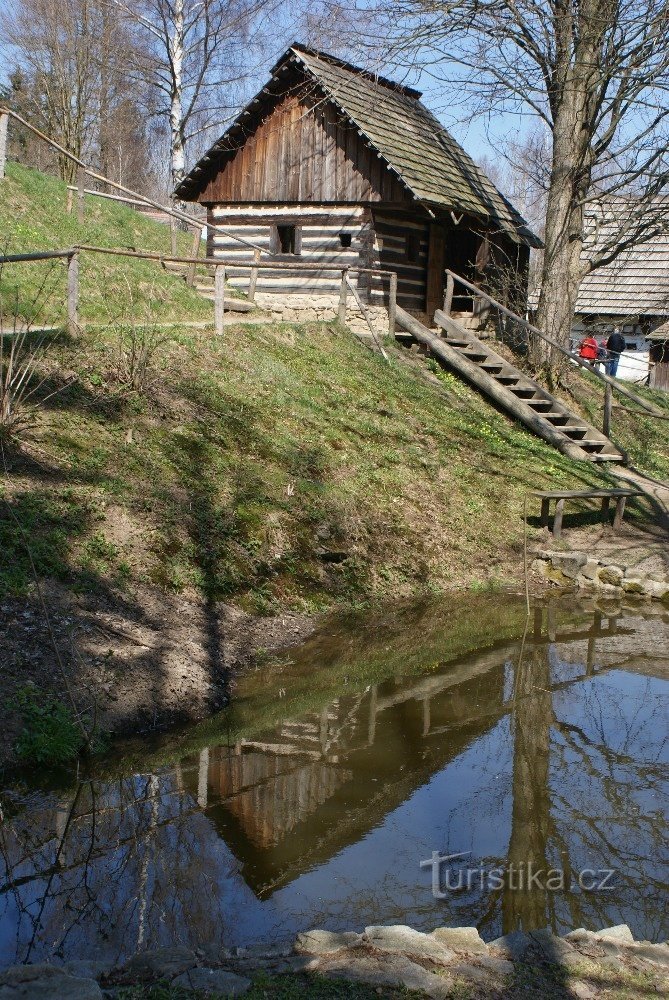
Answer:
[186, 226, 202, 286]
[443, 272, 454, 315]
[248, 247, 260, 302]
[0, 112, 8, 180]
[388, 271, 398, 337]
[603, 382, 613, 437]
[214, 265, 225, 335]
[338, 268, 348, 324]
[67, 251, 79, 337]
[170, 216, 177, 257]
[77, 168, 85, 224]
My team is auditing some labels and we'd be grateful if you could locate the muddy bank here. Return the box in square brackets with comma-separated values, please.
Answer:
[0, 579, 317, 769]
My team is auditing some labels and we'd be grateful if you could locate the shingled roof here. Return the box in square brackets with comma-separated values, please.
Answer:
[176, 44, 539, 248]
[575, 202, 669, 317]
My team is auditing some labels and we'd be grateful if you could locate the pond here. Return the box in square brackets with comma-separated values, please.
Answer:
[0, 594, 667, 968]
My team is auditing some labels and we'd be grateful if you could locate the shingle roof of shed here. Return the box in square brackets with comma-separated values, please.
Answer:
[176, 44, 539, 248]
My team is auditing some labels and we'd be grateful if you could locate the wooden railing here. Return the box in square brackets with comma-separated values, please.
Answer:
[443, 269, 666, 422]
[0, 245, 398, 340]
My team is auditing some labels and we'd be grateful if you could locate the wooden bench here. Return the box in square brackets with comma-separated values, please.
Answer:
[531, 488, 642, 539]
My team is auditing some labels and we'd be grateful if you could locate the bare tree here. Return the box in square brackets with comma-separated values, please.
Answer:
[320, 0, 669, 363]
[0, 0, 155, 189]
[107, 0, 285, 199]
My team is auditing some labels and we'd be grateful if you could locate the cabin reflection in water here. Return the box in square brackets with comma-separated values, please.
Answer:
[0, 603, 667, 966]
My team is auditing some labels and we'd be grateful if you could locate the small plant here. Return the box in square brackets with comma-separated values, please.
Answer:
[103, 274, 169, 392]
[9, 684, 87, 765]
[0, 257, 67, 444]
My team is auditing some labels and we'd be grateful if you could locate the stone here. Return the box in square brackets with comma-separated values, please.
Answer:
[645, 580, 669, 601]
[550, 551, 587, 579]
[597, 565, 624, 587]
[319, 953, 452, 999]
[531, 559, 549, 575]
[171, 968, 250, 996]
[62, 961, 110, 981]
[627, 943, 669, 968]
[451, 963, 489, 984]
[477, 955, 514, 975]
[529, 929, 595, 971]
[570, 980, 596, 999]
[489, 931, 533, 961]
[595, 924, 634, 944]
[622, 576, 646, 594]
[580, 559, 600, 580]
[431, 926, 487, 954]
[364, 925, 455, 963]
[117, 946, 196, 982]
[295, 930, 363, 955]
[0, 965, 103, 1000]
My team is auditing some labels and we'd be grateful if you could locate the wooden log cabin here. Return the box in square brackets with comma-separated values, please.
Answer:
[175, 44, 540, 318]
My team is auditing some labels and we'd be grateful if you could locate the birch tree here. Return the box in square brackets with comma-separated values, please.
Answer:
[109, 0, 283, 198]
[328, 0, 669, 357]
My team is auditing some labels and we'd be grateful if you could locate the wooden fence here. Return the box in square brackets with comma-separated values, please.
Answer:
[0, 245, 398, 339]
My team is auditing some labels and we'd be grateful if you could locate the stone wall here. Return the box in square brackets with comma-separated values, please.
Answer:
[532, 549, 669, 601]
[254, 292, 390, 337]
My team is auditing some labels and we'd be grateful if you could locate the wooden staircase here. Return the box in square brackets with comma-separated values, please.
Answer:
[395, 305, 625, 464]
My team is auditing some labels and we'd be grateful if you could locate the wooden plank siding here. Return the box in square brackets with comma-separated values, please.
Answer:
[197, 91, 411, 206]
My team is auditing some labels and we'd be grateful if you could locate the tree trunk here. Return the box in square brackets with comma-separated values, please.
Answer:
[169, 0, 186, 199]
[536, 112, 590, 348]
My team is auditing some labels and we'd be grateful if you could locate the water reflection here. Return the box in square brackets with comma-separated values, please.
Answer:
[1, 599, 667, 966]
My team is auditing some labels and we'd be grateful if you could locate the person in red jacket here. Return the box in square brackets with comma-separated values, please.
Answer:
[579, 334, 599, 362]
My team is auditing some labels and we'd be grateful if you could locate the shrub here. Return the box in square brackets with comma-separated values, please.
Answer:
[9, 684, 86, 765]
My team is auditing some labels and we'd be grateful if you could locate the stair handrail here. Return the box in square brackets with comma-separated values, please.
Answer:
[443, 268, 665, 418]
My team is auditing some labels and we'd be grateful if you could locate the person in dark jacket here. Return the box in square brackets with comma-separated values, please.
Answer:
[605, 329, 626, 377]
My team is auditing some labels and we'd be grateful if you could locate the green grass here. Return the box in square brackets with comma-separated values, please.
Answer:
[0, 318, 618, 608]
[573, 375, 669, 479]
[0, 162, 212, 324]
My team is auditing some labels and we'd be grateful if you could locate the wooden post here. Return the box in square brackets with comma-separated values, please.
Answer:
[76, 167, 85, 224]
[388, 271, 398, 336]
[214, 265, 225, 335]
[443, 272, 454, 315]
[603, 382, 612, 437]
[552, 498, 565, 540]
[338, 268, 348, 324]
[67, 251, 79, 337]
[612, 495, 627, 533]
[170, 216, 177, 257]
[248, 247, 260, 302]
[186, 226, 202, 286]
[0, 112, 8, 180]
[540, 497, 550, 528]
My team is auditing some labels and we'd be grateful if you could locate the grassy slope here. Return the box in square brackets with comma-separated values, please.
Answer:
[0, 162, 211, 324]
[570, 373, 669, 479]
[1, 317, 617, 610]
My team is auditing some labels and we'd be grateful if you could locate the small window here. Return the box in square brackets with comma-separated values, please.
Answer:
[275, 224, 299, 255]
[406, 231, 420, 262]
[339, 232, 352, 248]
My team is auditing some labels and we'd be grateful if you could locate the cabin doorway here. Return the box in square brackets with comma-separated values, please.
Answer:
[426, 224, 489, 318]
[650, 341, 669, 391]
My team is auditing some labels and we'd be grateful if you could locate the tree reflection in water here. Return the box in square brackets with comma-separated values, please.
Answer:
[0, 600, 667, 966]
